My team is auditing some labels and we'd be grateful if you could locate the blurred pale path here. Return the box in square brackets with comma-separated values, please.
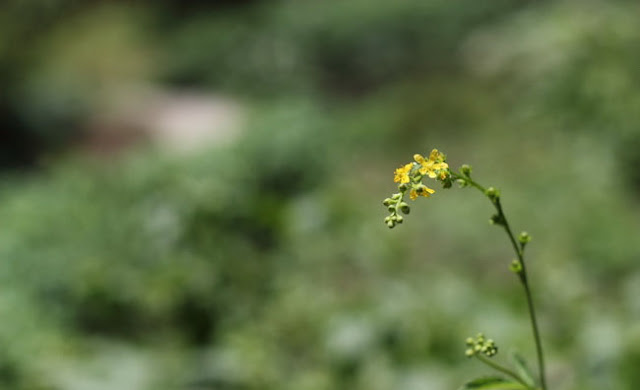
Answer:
[83, 89, 244, 155]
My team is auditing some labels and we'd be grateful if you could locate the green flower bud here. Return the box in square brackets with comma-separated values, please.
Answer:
[396, 215, 404, 224]
[383, 198, 393, 206]
[509, 259, 523, 274]
[392, 193, 402, 200]
[485, 346, 497, 357]
[456, 178, 468, 188]
[398, 183, 409, 192]
[460, 164, 472, 177]
[465, 337, 474, 346]
[489, 214, 504, 226]
[387, 220, 395, 229]
[399, 202, 410, 214]
[388, 206, 395, 213]
[465, 349, 474, 357]
[485, 187, 500, 202]
[518, 231, 531, 244]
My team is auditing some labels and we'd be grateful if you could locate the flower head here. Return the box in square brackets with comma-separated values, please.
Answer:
[409, 184, 435, 200]
[414, 149, 449, 179]
[384, 148, 453, 227]
[393, 163, 413, 184]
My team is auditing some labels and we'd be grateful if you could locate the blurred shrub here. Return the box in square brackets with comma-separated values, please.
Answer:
[0, 101, 334, 388]
[0, 2, 158, 167]
[163, 0, 517, 95]
[462, 0, 640, 189]
[1, 0, 519, 166]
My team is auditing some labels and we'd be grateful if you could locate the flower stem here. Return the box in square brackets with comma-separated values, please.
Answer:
[453, 172, 547, 390]
[475, 354, 532, 388]
[495, 199, 547, 390]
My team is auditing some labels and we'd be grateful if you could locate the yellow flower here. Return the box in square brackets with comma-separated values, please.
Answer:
[409, 184, 435, 200]
[429, 149, 444, 162]
[393, 163, 413, 184]
[414, 149, 449, 179]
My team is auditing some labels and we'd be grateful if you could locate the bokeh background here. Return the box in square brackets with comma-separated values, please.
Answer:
[2, 0, 640, 389]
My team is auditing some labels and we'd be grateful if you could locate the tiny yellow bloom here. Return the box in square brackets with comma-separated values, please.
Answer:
[414, 149, 448, 178]
[409, 184, 435, 200]
[413, 154, 427, 165]
[429, 149, 443, 161]
[393, 163, 413, 184]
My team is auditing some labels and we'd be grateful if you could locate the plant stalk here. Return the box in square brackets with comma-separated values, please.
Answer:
[495, 199, 547, 390]
[475, 354, 531, 388]
[453, 172, 547, 390]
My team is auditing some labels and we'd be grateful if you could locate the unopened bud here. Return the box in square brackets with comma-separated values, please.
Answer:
[485, 187, 500, 202]
[460, 164, 472, 177]
[489, 214, 504, 225]
[509, 259, 523, 274]
[518, 231, 531, 244]
[399, 202, 410, 214]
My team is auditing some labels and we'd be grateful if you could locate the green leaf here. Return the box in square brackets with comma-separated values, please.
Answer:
[511, 352, 537, 388]
[459, 376, 528, 390]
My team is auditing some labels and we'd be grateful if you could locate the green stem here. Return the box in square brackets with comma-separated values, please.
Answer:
[475, 354, 532, 388]
[496, 199, 547, 390]
[453, 172, 547, 390]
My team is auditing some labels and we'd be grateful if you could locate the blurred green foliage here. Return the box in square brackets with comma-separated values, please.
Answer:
[1, 0, 640, 389]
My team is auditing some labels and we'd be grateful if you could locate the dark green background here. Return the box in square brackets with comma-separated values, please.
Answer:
[1, 0, 639, 388]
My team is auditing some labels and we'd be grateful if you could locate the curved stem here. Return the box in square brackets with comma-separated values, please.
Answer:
[475, 354, 531, 388]
[453, 172, 547, 390]
[496, 200, 547, 390]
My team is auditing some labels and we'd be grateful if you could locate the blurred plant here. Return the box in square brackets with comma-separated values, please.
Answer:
[383, 149, 547, 390]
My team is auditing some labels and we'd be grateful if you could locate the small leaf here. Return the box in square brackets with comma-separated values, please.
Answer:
[459, 376, 528, 390]
[511, 352, 536, 388]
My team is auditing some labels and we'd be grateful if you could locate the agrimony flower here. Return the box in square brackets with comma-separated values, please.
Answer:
[414, 149, 449, 178]
[409, 184, 435, 200]
[394, 163, 413, 184]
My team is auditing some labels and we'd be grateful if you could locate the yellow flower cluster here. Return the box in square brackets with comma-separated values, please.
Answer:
[392, 149, 449, 200]
[414, 149, 448, 178]
[384, 148, 451, 228]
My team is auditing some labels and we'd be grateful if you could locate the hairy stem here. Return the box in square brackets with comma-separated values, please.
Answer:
[495, 199, 547, 390]
[475, 354, 532, 388]
[453, 172, 547, 390]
